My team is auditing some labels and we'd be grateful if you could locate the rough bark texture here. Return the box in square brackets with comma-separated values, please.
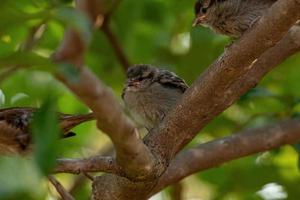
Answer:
[144, 0, 300, 167]
[1, 0, 300, 199]
[54, 0, 156, 180]
[55, 156, 122, 175]
[152, 118, 300, 195]
[92, 1, 300, 199]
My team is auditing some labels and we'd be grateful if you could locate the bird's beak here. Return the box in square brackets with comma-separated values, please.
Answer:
[193, 16, 206, 27]
[127, 80, 140, 87]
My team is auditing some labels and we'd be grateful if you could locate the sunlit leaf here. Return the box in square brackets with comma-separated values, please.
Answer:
[0, 52, 55, 72]
[10, 93, 30, 105]
[293, 143, 300, 170]
[0, 1, 49, 32]
[32, 96, 60, 175]
[51, 7, 92, 43]
[0, 89, 5, 107]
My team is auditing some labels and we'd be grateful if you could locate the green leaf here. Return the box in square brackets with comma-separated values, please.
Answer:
[0, 1, 49, 32]
[32, 96, 60, 175]
[51, 7, 92, 43]
[0, 52, 55, 72]
[291, 112, 300, 119]
[293, 143, 300, 170]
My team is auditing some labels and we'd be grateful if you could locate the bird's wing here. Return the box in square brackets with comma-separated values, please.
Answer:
[157, 70, 189, 93]
[0, 107, 35, 132]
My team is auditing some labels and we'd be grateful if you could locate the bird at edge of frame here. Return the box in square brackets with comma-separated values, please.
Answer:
[0, 107, 94, 155]
[122, 64, 189, 132]
[193, 0, 279, 38]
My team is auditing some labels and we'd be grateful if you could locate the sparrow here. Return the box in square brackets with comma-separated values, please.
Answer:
[0, 107, 94, 154]
[193, 0, 277, 38]
[122, 64, 188, 131]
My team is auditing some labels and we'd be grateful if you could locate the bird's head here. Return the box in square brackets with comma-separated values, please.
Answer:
[193, 0, 222, 27]
[124, 64, 158, 92]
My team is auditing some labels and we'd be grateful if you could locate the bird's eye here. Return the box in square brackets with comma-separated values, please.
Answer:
[137, 77, 144, 81]
[201, 7, 207, 14]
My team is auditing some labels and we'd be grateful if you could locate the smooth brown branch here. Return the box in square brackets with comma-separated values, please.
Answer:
[54, 156, 123, 176]
[57, 68, 156, 179]
[152, 118, 300, 194]
[48, 175, 75, 200]
[69, 145, 114, 194]
[54, 0, 156, 179]
[144, 0, 300, 167]
[91, 1, 300, 199]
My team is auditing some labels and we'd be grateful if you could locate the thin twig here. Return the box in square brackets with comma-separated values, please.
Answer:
[144, 0, 300, 168]
[69, 145, 114, 194]
[102, 20, 131, 71]
[54, 0, 156, 179]
[0, 22, 46, 83]
[54, 156, 123, 176]
[48, 175, 75, 200]
[151, 118, 300, 194]
[83, 172, 95, 181]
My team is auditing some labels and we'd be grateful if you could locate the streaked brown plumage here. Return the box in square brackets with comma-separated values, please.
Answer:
[193, 0, 278, 38]
[0, 107, 94, 154]
[122, 64, 188, 130]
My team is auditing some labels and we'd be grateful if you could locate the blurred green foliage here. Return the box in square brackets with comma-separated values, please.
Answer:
[32, 95, 60, 175]
[0, 0, 299, 199]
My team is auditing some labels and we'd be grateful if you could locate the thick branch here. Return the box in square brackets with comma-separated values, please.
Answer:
[145, 0, 300, 167]
[54, 156, 123, 176]
[152, 118, 300, 194]
[69, 145, 114, 194]
[57, 69, 155, 178]
[92, 1, 300, 199]
[48, 175, 75, 200]
[54, 0, 155, 178]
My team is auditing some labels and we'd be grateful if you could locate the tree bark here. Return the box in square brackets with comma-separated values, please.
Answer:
[151, 118, 300, 195]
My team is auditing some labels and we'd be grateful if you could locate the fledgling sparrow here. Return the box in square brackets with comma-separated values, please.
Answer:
[122, 64, 188, 131]
[193, 0, 277, 38]
[0, 107, 94, 154]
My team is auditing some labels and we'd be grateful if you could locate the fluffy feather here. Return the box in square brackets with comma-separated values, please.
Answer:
[122, 64, 188, 130]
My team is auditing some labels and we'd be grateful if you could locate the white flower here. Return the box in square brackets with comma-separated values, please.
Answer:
[257, 183, 288, 200]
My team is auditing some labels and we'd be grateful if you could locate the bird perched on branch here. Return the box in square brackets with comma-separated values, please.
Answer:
[0, 107, 94, 154]
[122, 64, 188, 131]
[193, 0, 278, 38]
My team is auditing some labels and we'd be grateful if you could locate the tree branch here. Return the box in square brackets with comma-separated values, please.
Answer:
[102, 19, 131, 71]
[92, 1, 300, 199]
[144, 0, 300, 168]
[54, 0, 155, 179]
[54, 156, 123, 176]
[69, 145, 114, 194]
[152, 118, 300, 194]
[48, 175, 75, 200]
[170, 182, 183, 200]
